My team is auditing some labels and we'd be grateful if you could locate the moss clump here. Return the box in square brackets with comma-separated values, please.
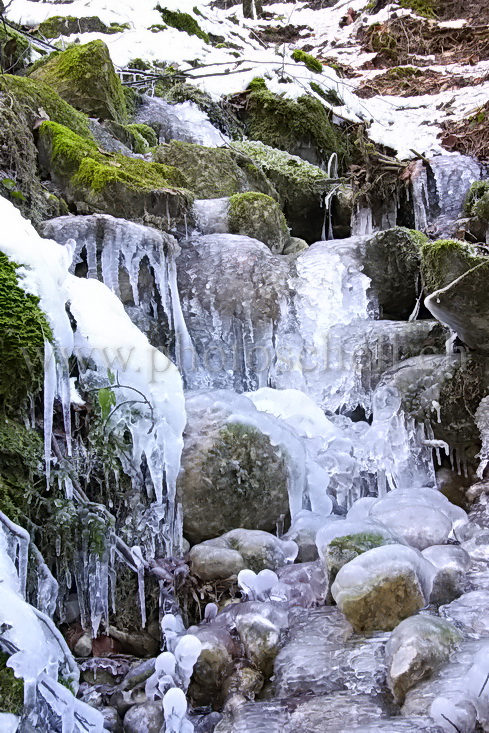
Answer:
[229, 192, 289, 253]
[247, 77, 268, 91]
[0, 653, 24, 715]
[155, 5, 209, 43]
[245, 89, 344, 163]
[155, 139, 274, 199]
[421, 239, 484, 293]
[30, 40, 128, 124]
[0, 252, 52, 409]
[465, 180, 489, 222]
[40, 121, 186, 192]
[399, 0, 437, 18]
[291, 49, 323, 73]
[0, 415, 43, 524]
[126, 123, 158, 149]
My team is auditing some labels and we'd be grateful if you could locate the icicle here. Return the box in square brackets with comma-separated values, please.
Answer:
[43, 341, 56, 489]
[431, 400, 442, 424]
[131, 546, 147, 628]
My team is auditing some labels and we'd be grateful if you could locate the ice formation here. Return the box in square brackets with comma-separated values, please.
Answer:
[0, 513, 104, 732]
[135, 96, 228, 147]
[0, 197, 186, 636]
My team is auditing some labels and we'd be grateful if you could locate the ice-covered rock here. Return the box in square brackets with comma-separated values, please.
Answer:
[331, 544, 434, 632]
[430, 696, 477, 733]
[316, 518, 405, 581]
[203, 529, 297, 574]
[135, 95, 228, 147]
[385, 615, 462, 703]
[122, 701, 164, 733]
[422, 545, 470, 605]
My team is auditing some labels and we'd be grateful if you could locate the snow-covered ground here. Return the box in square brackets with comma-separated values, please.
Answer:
[6, 0, 489, 158]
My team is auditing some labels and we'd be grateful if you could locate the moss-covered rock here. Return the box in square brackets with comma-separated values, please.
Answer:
[426, 260, 489, 353]
[0, 416, 43, 524]
[30, 40, 128, 124]
[154, 140, 275, 199]
[325, 531, 395, 583]
[399, 0, 437, 18]
[244, 88, 344, 166]
[228, 192, 290, 253]
[155, 5, 209, 42]
[179, 405, 290, 544]
[421, 238, 485, 293]
[38, 121, 193, 227]
[0, 74, 90, 225]
[125, 123, 158, 150]
[0, 652, 24, 715]
[231, 141, 330, 241]
[36, 15, 129, 38]
[363, 227, 426, 318]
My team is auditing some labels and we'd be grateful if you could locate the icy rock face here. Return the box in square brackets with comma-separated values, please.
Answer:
[331, 544, 434, 632]
[316, 519, 405, 582]
[272, 605, 389, 699]
[385, 615, 462, 704]
[179, 390, 333, 543]
[41, 213, 192, 363]
[422, 545, 471, 605]
[176, 234, 289, 392]
[135, 95, 228, 147]
[412, 155, 481, 237]
[192, 198, 230, 235]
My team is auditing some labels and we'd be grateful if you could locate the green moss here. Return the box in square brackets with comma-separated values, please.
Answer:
[0, 252, 52, 410]
[123, 86, 141, 118]
[247, 77, 268, 91]
[421, 239, 484, 293]
[245, 89, 344, 162]
[0, 653, 24, 715]
[126, 123, 158, 150]
[329, 532, 387, 553]
[40, 120, 186, 193]
[229, 192, 289, 252]
[36, 15, 129, 38]
[0, 416, 43, 523]
[30, 40, 128, 124]
[0, 74, 90, 139]
[155, 139, 273, 199]
[291, 49, 323, 73]
[156, 5, 209, 43]
[399, 0, 437, 18]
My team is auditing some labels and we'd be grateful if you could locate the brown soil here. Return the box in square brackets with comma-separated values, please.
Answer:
[254, 24, 313, 44]
[440, 102, 489, 160]
[359, 16, 489, 68]
[357, 66, 489, 98]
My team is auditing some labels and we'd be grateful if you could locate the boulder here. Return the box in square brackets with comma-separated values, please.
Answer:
[122, 702, 164, 733]
[228, 192, 290, 254]
[331, 545, 434, 632]
[316, 519, 404, 582]
[421, 238, 484, 294]
[421, 545, 470, 605]
[363, 227, 426, 319]
[232, 601, 289, 677]
[385, 615, 462, 703]
[30, 40, 128, 123]
[154, 140, 276, 199]
[188, 545, 245, 581]
[426, 261, 489, 353]
[37, 121, 192, 229]
[189, 626, 238, 707]
[231, 141, 330, 241]
[201, 529, 297, 573]
[178, 394, 290, 544]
